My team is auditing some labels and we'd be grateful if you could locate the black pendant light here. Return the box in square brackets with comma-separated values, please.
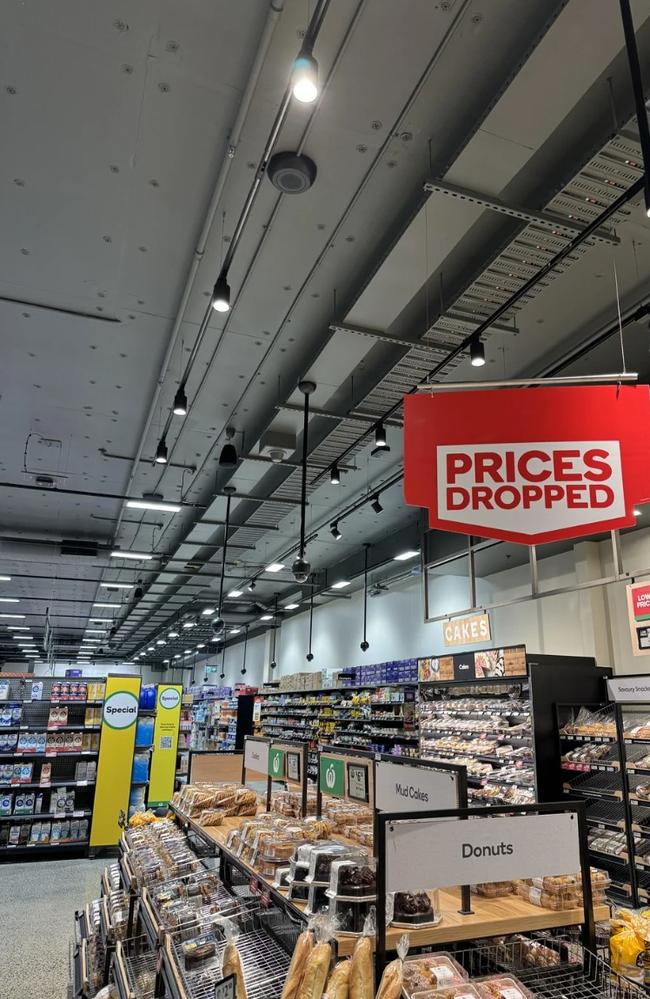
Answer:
[219, 643, 226, 681]
[173, 384, 188, 417]
[241, 624, 249, 675]
[306, 591, 314, 663]
[269, 594, 278, 670]
[219, 426, 238, 468]
[360, 544, 370, 652]
[212, 485, 234, 638]
[155, 437, 168, 464]
[293, 380, 315, 583]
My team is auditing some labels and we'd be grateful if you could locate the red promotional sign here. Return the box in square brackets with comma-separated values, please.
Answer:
[632, 583, 650, 622]
[403, 385, 650, 545]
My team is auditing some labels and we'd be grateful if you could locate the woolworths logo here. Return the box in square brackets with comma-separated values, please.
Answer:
[326, 764, 336, 789]
[319, 756, 344, 796]
[103, 690, 138, 730]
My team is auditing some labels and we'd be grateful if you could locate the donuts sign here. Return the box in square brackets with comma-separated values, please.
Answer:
[403, 385, 650, 545]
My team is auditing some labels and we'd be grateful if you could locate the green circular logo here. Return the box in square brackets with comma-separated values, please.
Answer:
[159, 687, 181, 710]
[103, 690, 139, 730]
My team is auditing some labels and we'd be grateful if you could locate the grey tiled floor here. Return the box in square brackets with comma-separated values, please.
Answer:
[0, 856, 106, 998]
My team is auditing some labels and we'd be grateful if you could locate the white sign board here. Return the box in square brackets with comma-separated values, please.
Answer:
[244, 738, 269, 775]
[607, 675, 650, 702]
[375, 760, 458, 814]
[385, 812, 580, 892]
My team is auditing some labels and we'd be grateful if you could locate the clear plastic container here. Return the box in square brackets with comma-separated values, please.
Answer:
[304, 883, 329, 915]
[287, 880, 310, 903]
[328, 896, 377, 934]
[391, 891, 439, 926]
[289, 860, 310, 883]
[412, 986, 481, 999]
[475, 975, 533, 999]
[306, 844, 363, 884]
[181, 933, 217, 970]
[328, 858, 376, 897]
[472, 881, 513, 898]
[402, 954, 469, 997]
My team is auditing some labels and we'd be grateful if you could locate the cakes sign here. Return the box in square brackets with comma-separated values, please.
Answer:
[442, 613, 491, 647]
[403, 385, 650, 545]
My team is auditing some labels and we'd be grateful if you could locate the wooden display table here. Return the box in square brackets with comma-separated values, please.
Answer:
[170, 806, 609, 957]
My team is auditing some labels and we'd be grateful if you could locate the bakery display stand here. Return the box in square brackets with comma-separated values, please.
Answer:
[0, 673, 105, 857]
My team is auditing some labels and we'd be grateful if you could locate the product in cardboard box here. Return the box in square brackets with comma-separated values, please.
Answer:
[40, 763, 52, 784]
[0, 793, 12, 816]
[0, 764, 13, 782]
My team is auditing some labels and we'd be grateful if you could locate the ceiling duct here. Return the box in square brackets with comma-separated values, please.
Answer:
[61, 539, 99, 557]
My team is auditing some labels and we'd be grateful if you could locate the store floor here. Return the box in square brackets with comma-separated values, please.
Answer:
[0, 856, 106, 998]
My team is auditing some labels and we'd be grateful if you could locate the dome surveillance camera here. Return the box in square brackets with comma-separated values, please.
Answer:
[306, 652, 314, 663]
[292, 556, 311, 583]
[241, 667, 247, 675]
[212, 617, 225, 635]
[270, 660, 277, 670]
[360, 640, 369, 652]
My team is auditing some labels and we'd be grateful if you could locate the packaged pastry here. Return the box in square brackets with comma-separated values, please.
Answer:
[223, 919, 247, 999]
[181, 932, 217, 969]
[329, 860, 376, 897]
[307, 845, 364, 884]
[412, 987, 481, 999]
[475, 975, 532, 999]
[288, 881, 310, 903]
[281, 929, 313, 999]
[376, 935, 408, 999]
[305, 884, 330, 916]
[328, 897, 376, 935]
[473, 882, 513, 898]
[402, 955, 468, 997]
[390, 891, 438, 926]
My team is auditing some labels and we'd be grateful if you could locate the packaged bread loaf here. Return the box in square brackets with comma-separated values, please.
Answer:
[281, 930, 314, 999]
[298, 943, 332, 999]
[375, 936, 408, 999]
[222, 919, 247, 999]
[350, 909, 375, 999]
[326, 960, 351, 999]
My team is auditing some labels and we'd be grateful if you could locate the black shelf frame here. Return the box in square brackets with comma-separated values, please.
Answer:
[555, 700, 640, 907]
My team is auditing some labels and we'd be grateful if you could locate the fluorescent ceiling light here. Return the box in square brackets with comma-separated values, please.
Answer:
[201, 607, 215, 616]
[182, 621, 195, 629]
[168, 630, 179, 638]
[110, 550, 153, 561]
[156, 639, 166, 646]
[126, 499, 182, 513]
[93, 603, 119, 608]
[266, 563, 285, 573]
[174, 654, 181, 660]
[230, 628, 241, 635]
[85, 629, 106, 634]
[284, 603, 299, 610]
[7, 626, 29, 631]
[196, 643, 205, 649]
[228, 590, 243, 598]
[0, 614, 25, 619]
[260, 614, 273, 621]
[0, 576, 11, 581]
[100, 583, 132, 590]
[183, 649, 192, 654]
[393, 550, 419, 561]
[331, 580, 350, 589]
[0, 598, 19, 603]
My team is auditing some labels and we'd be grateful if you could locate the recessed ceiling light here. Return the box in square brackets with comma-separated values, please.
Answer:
[85, 629, 106, 634]
[156, 639, 166, 646]
[201, 607, 215, 616]
[174, 654, 181, 660]
[163, 658, 170, 664]
[260, 614, 273, 621]
[266, 563, 285, 573]
[110, 551, 153, 561]
[393, 550, 419, 561]
[228, 590, 243, 598]
[331, 580, 350, 589]
[182, 621, 195, 630]
[147, 646, 154, 652]
[126, 499, 182, 513]
[168, 630, 179, 638]
[0, 598, 19, 603]
[196, 643, 205, 649]
[7, 626, 29, 631]
[284, 603, 299, 610]
[183, 649, 192, 654]
[100, 583, 132, 590]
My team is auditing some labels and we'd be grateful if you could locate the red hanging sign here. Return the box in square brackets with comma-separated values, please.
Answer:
[403, 385, 650, 545]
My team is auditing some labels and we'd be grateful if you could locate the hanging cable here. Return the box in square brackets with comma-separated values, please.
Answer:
[306, 591, 314, 662]
[360, 543, 370, 652]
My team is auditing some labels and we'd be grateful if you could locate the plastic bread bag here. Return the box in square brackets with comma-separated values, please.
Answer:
[281, 923, 315, 999]
[298, 914, 336, 999]
[325, 960, 351, 999]
[349, 907, 376, 999]
[222, 918, 247, 999]
[375, 934, 408, 999]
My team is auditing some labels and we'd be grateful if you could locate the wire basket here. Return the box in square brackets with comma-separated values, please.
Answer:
[114, 937, 158, 999]
[448, 936, 646, 998]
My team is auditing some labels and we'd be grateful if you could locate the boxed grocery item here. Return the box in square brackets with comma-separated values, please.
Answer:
[0, 793, 13, 816]
[40, 763, 52, 784]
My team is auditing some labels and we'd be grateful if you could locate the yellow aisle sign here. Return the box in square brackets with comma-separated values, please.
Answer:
[148, 684, 182, 807]
[90, 675, 141, 847]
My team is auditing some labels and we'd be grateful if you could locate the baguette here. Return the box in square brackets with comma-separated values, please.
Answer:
[326, 960, 350, 999]
[223, 940, 247, 999]
[298, 942, 332, 999]
[350, 937, 373, 999]
[281, 931, 314, 999]
[375, 959, 401, 999]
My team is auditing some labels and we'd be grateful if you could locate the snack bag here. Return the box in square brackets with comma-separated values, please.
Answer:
[375, 934, 408, 999]
[222, 918, 247, 999]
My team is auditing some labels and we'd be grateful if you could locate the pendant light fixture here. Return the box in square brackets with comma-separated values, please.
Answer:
[269, 594, 279, 670]
[620, 0, 650, 218]
[330, 463, 340, 485]
[155, 437, 168, 464]
[219, 426, 238, 468]
[292, 380, 315, 583]
[470, 339, 486, 367]
[360, 544, 370, 652]
[219, 643, 226, 681]
[212, 485, 234, 639]
[173, 384, 188, 417]
[306, 591, 314, 662]
[292, 48, 319, 103]
[330, 522, 341, 541]
[212, 273, 231, 313]
[374, 423, 388, 449]
[371, 494, 383, 514]
[241, 624, 248, 675]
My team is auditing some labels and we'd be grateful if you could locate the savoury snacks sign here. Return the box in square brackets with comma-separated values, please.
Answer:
[385, 811, 580, 892]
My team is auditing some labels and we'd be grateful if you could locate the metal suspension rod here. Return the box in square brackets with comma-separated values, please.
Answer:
[362, 544, 369, 647]
[620, 0, 650, 215]
[217, 488, 234, 619]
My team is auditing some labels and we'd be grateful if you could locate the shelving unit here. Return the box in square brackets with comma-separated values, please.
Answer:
[0, 674, 105, 854]
[190, 690, 254, 752]
[257, 681, 419, 755]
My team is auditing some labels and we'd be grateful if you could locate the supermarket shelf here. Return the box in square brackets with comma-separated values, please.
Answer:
[0, 809, 91, 822]
[259, 680, 417, 697]
[559, 734, 616, 744]
[0, 839, 89, 854]
[0, 780, 96, 791]
[0, 751, 98, 759]
[0, 725, 101, 733]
